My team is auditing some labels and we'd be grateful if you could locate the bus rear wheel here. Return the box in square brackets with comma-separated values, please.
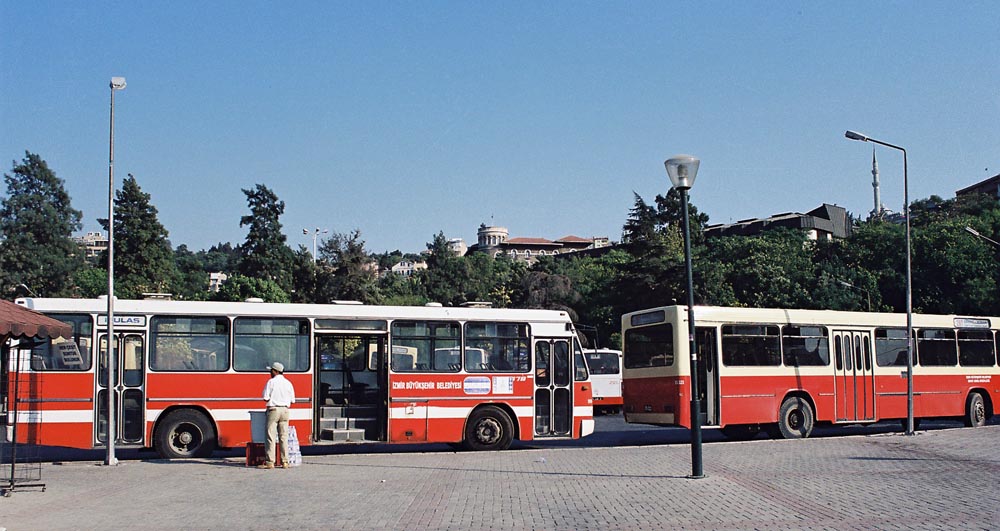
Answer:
[965, 392, 987, 428]
[777, 397, 814, 439]
[464, 406, 514, 451]
[155, 409, 217, 459]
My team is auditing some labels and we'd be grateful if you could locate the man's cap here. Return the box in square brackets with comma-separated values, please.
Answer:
[268, 362, 284, 373]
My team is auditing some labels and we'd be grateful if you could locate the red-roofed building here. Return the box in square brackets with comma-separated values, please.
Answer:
[467, 224, 611, 264]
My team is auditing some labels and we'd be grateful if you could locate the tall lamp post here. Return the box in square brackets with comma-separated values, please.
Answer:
[303, 228, 328, 263]
[845, 130, 914, 435]
[665, 154, 704, 479]
[106, 76, 126, 466]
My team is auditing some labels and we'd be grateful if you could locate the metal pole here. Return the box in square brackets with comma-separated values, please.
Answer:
[902, 149, 913, 435]
[680, 189, 704, 478]
[845, 131, 913, 435]
[106, 80, 119, 466]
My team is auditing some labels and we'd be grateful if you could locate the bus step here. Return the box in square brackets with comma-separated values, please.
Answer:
[320, 405, 379, 418]
[319, 417, 376, 431]
[320, 428, 367, 442]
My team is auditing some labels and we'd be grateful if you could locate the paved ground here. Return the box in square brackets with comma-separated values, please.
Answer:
[2, 425, 998, 530]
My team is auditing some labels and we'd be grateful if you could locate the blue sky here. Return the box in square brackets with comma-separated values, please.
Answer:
[2, 2, 998, 254]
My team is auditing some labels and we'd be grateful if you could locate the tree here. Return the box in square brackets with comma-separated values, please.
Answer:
[531, 250, 627, 346]
[315, 229, 379, 304]
[98, 174, 178, 298]
[419, 232, 471, 306]
[521, 271, 580, 320]
[0, 152, 84, 297]
[289, 246, 318, 303]
[213, 273, 289, 303]
[238, 184, 294, 291]
[73, 265, 107, 299]
[702, 229, 815, 309]
[378, 270, 427, 306]
[613, 192, 689, 315]
[198, 242, 239, 273]
[173, 244, 209, 301]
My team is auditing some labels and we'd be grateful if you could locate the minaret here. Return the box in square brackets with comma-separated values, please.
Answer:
[871, 147, 883, 218]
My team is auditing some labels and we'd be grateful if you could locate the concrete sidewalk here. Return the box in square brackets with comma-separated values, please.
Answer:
[2, 425, 998, 530]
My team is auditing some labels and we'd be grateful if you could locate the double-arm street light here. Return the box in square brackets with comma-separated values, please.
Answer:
[665, 154, 704, 479]
[107, 76, 126, 466]
[845, 130, 914, 435]
[303, 228, 328, 263]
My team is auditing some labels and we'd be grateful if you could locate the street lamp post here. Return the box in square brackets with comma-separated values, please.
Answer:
[665, 154, 704, 479]
[106, 76, 126, 466]
[845, 130, 914, 435]
[964, 226, 1000, 249]
[836, 279, 872, 312]
[303, 228, 328, 263]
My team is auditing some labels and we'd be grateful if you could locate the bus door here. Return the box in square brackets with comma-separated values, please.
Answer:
[533, 338, 572, 437]
[96, 332, 145, 445]
[315, 334, 386, 441]
[695, 327, 719, 426]
[833, 330, 875, 422]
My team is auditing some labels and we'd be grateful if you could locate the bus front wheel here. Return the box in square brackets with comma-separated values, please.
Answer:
[155, 409, 217, 458]
[777, 397, 814, 439]
[464, 406, 514, 451]
[965, 392, 987, 428]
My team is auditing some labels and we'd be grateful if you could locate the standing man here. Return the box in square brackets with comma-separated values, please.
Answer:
[260, 361, 295, 469]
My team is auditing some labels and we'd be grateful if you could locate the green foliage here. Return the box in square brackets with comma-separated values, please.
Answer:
[99, 175, 179, 298]
[238, 184, 295, 291]
[73, 265, 107, 299]
[0, 152, 84, 297]
[315, 229, 379, 304]
[521, 271, 580, 319]
[173, 245, 209, 301]
[532, 250, 626, 346]
[378, 271, 428, 306]
[212, 273, 289, 303]
[703, 229, 815, 308]
[419, 232, 472, 305]
[613, 192, 688, 314]
[289, 246, 318, 303]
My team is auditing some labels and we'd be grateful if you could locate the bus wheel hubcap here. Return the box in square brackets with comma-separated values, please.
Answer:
[177, 430, 194, 446]
[477, 419, 501, 444]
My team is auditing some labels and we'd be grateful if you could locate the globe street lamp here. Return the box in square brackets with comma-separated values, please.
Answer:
[665, 154, 704, 479]
[845, 130, 914, 435]
[303, 228, 328, 263]
[107, 76, 126, 466]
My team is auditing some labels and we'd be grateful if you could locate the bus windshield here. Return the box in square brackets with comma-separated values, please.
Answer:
[586, 350, 620, 375]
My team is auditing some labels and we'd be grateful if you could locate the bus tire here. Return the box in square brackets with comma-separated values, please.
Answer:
[720, 424, 760, 441]
[463, 406, 514, 451]
[777, 397, 814, 439]
[155, 409, 217, 459]
[964, 392, 987, 428]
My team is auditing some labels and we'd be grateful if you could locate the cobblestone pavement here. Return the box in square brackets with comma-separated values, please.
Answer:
[2, 425, 998, 530]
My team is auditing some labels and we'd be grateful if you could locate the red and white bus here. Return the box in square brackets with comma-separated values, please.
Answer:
[621, 305, 998, 439]
[584, 349, 623, 414]
[3, 297, 593, 457]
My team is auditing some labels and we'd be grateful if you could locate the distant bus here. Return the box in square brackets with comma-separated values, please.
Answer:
[621, 305, 997, 439]
[4, 297, 594, 457]
[585, 349, 623, 414]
